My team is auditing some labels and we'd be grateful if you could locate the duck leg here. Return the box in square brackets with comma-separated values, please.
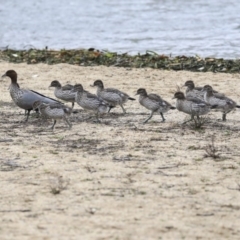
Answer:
[35, 109, 40, 118]
[50, 120, 57, 130]
[64, 116, 72, 129]
[120, 104, 126, 114]
[182, 115, 194, 124]
[222, 113, 227, 121]
[94, 112, 101, 123]
[160, 112, 166, 122]
[108, 105, 115, 113]
[143, 111, 154, 124]
[24, 110, 31, 122]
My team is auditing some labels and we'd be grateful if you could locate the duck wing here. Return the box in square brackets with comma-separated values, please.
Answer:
[61, 84, 74, 91]
[148, 93, 162, 102]
[194, 86, 203, 91]
[17, 89, 61, 110]
[105, 88, 129, 98]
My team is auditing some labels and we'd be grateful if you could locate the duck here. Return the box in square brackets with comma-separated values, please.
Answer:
[183, 80, 205, 100]
[49, 80, 76, 108]
[2, 70, 61, 122]
[136, 88, 175, 123]
[183, 80, 223, 100]
[32, 101, 72, 130]
[202, 85, 240, 121]
[73, 84, 109, 122]
[92, 79, 135, 114]
[173, 91, 216, 124]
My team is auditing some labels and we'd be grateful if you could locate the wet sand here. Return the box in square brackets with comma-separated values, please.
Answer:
[0, 62, 240, 239]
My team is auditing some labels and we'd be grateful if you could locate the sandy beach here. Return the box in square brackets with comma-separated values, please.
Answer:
[0, 61, 240, 240]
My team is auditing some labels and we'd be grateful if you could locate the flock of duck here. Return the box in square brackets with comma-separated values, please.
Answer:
[1, 70, 240, 130]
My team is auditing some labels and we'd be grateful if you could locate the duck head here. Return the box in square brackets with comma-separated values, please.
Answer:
[73, 84, 84, 93]
[92, 79, 104, 88]
[183, 80, 194, 89]
[136, 88, 147, 96]
[49, 80, 61, 89]
[173, 91, 185, 100]
[202, 85, 213, 92]
[2, 70, 18, 83]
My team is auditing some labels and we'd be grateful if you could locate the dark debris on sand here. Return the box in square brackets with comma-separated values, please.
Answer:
[1, 48, 240, 73]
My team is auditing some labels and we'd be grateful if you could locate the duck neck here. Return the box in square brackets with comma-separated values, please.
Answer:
[76, 90, 83, 99]
[138, 94, 145, 102]
[187, 84, 194, 91]
[139, 91, 148, 100]
[96, 85, 103, 94]
[206, 90, 213, 97]
[9, 80, 20, 92]
[54, 86, 61, 93]
[9, 75, 18, 85]
[9, 83, 20, 101]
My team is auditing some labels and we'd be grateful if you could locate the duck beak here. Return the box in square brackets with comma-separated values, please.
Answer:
[172, 96, 176, 99]
[1, 73, 7, 79]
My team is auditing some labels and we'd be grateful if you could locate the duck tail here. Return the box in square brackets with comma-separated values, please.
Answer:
[30, 89, 63, 104]
[128, 97, 136, 101]
[170, 106, 176, 110]
[236, 105, 240, 108]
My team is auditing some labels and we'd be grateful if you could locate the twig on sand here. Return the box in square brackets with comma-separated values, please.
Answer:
[0, 209, 31, 213]
[227, 182, 240, 191]
[157, 162, 182, 169]
[156, 170, 187, 177]
[0, 139, 13, 142]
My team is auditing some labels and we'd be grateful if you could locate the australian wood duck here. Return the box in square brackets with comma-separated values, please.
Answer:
[92, 79, 135, 114]
[73, 84, 109, 122]
[49, 80, 76, 108]
[136, 88, 175, 123]
[183, 80, 223, 100]
[173, 91, 216, 124]
[32, 101, 72, 130]
[202, 85, 240, 121]
[2, 70, 61, 122]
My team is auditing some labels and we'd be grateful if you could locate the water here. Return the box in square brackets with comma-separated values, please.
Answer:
[0, 0, 240, 58]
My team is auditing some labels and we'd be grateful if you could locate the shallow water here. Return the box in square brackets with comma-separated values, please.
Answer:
[0, 0, 240, 58]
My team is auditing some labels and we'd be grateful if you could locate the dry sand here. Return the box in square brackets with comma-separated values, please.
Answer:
[0, 61, 240, 240]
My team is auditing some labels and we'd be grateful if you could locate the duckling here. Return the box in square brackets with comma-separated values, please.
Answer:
[49, 80, 76, 108]
[73, 84, 109, 122]
[183, 80, 205, 100]
[202, 85, 240, 121]
[32, 101, 72, 130]
[183, 80, 223, 100]
[173, 91, 216, 124]
[92, 79, 135, 114]
[136, 88, 175, 123]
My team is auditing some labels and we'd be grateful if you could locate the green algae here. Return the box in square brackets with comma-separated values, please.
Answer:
[0, 48, 239, 73]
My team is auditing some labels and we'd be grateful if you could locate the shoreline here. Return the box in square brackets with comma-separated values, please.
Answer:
[1, 48, 240, 74]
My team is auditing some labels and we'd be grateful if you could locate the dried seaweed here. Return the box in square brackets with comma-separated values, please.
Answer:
[0, 48, 240, 73]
